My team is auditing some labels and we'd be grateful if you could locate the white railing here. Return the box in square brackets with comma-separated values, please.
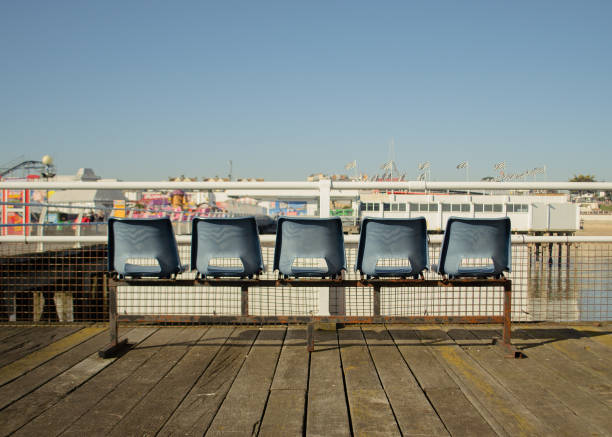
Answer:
[2, 234, 612, 244]
[2, 179, 612, 219]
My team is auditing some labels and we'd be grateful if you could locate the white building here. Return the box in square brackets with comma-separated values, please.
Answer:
[357, 192, 579, 232]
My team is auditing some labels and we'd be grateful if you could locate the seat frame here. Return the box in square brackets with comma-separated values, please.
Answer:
[100, 218, 523, 359]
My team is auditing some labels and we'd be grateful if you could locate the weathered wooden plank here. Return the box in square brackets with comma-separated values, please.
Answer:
[61, 327, 204, 437]
[157, 327, 260, 436]
[306, 329, 351, 437]
[574, 325, 612, 349]
[387, 326, 497, 437]
[0, 325, 81, 367]
[570, 326, 612, 359]
[10, 327, 159, 437]
[0, 327, 38, 351]
[270, 326, 309, 390]
[258, 327, 309, 437]
[0, 326, 156, 437]
[387, 327, 458, 390]
[258, 389, 306, 437]
[205, 327, 286, 436]
[107, 326, 233, 437]
[0, 325, 106, 387]
[510, 327, 612, 406]
[362, 326, 449, 437]
[418, 327, 553, 436]
[338, 326, 401, 437]
[543, 329, 612, 379]
[446, 327, 603, 437]
[0, 326, 26, 342]
[513, 325, 612, 379]
[0, 327, 130, 410]
[444, 325, 494, 346]
[470, 327, 612, 435]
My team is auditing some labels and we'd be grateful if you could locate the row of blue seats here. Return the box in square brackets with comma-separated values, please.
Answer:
[108, 216, 511, 280]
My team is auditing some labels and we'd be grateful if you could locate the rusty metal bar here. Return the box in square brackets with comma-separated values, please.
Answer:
[241, 285, 249, 316]
[307, 322, 314, 352]
[116, 314, 505, 324]
[109, 277, 117, 345]
[503, 280, 512, 345]
[372, 285, 381, 316]
[121, 278, 511, 288]
[498, 280, 524, 358]
[99, 274, 128, 358]
[102, 276, 516, 356]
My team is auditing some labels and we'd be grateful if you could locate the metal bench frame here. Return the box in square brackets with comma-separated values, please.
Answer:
[100, 276, 524, 359]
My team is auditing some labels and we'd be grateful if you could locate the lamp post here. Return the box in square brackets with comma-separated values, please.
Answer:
[39, 155, 56, 246]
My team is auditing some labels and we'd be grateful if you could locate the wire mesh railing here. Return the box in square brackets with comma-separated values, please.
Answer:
[1, 236, 610, 324]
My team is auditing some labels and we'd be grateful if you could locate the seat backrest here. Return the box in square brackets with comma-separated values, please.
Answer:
[191, 216, 264, 277]
[273, 217, 346, 278]
[438, 217, 511, 278]
[108, 217, 182, 278]
[356, 217, 428, 277]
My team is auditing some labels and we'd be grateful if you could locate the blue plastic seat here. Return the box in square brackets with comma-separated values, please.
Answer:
[356, 217, 428, 279]
[191, 217, 264, 278]
[273, 217, 346, 278]
[108, 217, 184, 279]
[435, 217, 511, 279]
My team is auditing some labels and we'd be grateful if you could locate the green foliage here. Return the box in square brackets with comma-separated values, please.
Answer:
[569, 174, 596, 182]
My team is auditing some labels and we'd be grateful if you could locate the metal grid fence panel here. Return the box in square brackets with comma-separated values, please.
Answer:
[1, 239, 610, 323]
[0, 242, 107, 323]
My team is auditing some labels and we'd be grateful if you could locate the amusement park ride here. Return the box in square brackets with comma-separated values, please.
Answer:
[0, 156, 56, 236]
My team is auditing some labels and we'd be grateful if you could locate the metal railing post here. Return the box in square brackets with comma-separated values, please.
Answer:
[317, 179, 332, 316]
[318, 179, 331, 218]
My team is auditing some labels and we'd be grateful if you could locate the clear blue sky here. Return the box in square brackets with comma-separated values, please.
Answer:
[1, 1, 611, 181]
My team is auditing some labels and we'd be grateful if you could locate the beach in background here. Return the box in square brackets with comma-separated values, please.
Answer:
[578, 217, 612, 236]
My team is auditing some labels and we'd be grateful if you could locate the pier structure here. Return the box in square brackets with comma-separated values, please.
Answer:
[0, 178, 611, 435]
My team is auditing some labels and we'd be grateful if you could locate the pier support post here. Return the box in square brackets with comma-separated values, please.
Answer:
[548, 242, 553, 266]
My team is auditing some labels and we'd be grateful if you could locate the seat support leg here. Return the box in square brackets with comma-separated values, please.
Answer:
[99, 275, 128, 358]
[373, 285, 381, 316]
[498, 280, 526, 359]
[241, 286, 249, 316]
[307, 321, 315, 352]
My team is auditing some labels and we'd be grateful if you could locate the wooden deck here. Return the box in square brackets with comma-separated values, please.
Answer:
[0, 323, 610, 437]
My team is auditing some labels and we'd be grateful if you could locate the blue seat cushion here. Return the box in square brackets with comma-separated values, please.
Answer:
[123, 263, 185, 278]
[456, 266, 496, 277]
[206, 266, 246, 276]
[373, 266, 414, 276]
[124, 263, 162, 277]
[290, 266, 329, 277]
